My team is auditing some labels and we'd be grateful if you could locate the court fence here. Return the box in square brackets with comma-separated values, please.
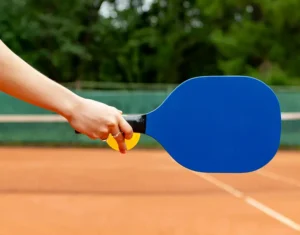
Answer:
[0, 86, 300, 148]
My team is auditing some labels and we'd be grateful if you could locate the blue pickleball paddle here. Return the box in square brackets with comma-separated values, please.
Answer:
[76, 75, 281, 173]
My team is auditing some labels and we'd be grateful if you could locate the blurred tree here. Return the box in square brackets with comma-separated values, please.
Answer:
[199, 0, 300, 85]
[1, 0, 300, 86]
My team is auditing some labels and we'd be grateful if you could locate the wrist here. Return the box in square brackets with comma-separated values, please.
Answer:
[56, 93, 83, 121]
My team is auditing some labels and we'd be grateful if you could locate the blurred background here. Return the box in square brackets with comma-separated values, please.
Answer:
[1, 1, 300, 235]
[1, 0, 300, 147]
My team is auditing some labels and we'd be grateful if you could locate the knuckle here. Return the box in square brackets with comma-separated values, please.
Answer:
[125, 132, 133, 139]
[115, 134, 124, 142]
[107, 118, 118, 127]
[100, 136, 108, 141]
[99, 127, 109, 134]
[109, 106, 120, 115]
[117, 135, 124, 142]
[98, 131, 109, 140]
[112, 107, 119, 112]
[113, 107, 120, 115]
[101, 130, 110, 136]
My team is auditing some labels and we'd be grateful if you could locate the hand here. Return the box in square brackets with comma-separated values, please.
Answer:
[66, 97, 133, 154]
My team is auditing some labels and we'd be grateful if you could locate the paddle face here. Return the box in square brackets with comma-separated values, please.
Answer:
[144, 76, 281, 173]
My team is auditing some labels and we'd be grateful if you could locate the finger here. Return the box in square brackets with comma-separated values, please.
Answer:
[87, 131, 108, 142]
[87, 133, 98, 140]
[118, 116, 133, 140]
[99, 132, 109, 142]
[86, 132, 99, 140]
[110, 126, 127, 154]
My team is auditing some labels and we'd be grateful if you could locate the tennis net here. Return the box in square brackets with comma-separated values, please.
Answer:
[0, 113, 299, 147]
[0, 114, 156, 147]
[0, 114, 82, 145]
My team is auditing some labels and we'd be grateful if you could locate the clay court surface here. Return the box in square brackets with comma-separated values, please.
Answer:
[0, 147, 300, 235]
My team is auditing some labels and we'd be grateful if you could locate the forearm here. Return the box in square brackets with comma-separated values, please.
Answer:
[0, 40, 80, 118]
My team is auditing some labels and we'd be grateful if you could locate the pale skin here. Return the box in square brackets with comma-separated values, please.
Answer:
[0, 40, 133, 154]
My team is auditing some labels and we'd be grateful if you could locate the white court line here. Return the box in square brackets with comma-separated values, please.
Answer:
[192, 172, 300, 231]
[257, 170, 300, 188]
[245, 197, 300, 231]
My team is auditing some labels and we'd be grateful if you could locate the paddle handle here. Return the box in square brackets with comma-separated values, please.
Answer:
[74, 114, 146, 134]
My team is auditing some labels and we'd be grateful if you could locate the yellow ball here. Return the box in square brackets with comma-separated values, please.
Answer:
[106, 132, 141, 151]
